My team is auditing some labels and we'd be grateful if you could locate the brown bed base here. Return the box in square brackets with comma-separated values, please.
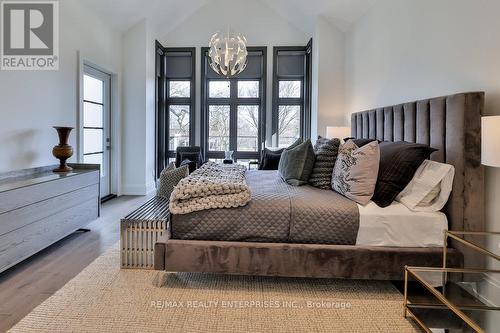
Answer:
[154, 238, 463, 280]
[154, 92, 484, 280]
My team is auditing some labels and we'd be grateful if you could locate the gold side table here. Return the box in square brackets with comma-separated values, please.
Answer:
[404, 266, 500, 333]
[404, 231, 500, 332]
[443, 231, 500, 268]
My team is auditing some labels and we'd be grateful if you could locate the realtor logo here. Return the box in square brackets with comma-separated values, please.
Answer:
[1, 0, 59, 70]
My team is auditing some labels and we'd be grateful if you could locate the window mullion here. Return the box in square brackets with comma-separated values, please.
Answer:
[277, 98, 302, 105]
[230, 78, 238, 153]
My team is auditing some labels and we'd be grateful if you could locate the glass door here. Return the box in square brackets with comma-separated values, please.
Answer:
[82, 65, 111, 198]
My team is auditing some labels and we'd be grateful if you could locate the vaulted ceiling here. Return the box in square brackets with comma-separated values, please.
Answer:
[79, 0, 378, 34]
[260, 0, 378, 32]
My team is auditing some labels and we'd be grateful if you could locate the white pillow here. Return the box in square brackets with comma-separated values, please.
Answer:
[396, 160, 455, 212]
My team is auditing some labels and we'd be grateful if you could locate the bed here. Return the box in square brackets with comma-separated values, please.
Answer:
[154, 91, 485, 280]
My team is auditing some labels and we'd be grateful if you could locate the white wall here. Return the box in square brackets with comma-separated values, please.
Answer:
[312, 17, 346, 139]
[0, 0, 122, 174]
[122, 20, 147, 195]
[346, 0, 500, 115]
[121, 19, 157, 195]
[158, 0, 310, 146]
[345, 0, 500, 325]
[346, 0, 500, 236]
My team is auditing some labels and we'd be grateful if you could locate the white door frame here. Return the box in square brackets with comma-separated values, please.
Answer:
[77, 52, 121, 196]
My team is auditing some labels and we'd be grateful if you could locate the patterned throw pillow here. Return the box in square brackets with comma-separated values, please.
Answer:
[309, 136, 341, 189]
[157, 163, 189, 200]
[331, 140, 380, 205]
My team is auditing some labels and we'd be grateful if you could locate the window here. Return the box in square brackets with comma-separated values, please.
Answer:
[155, 43, 195, 176]
[169, 105, 190, 150]
[237, 105, 259, 152]
[201, 47, 266, 163]
[277, 105, 301, 147]
[272, 40, 312, 147]
[208, 105, 230, 151]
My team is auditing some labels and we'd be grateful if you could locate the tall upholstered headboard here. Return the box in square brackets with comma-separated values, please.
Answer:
[351, 92, 485, 266]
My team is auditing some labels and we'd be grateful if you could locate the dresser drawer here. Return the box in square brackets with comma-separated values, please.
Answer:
[0, 171, 99, 214]
[0, 184, 99, 236]
[0, 198, 98, 272]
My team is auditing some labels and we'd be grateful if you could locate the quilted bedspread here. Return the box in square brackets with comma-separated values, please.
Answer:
[170, 170, 360, 245]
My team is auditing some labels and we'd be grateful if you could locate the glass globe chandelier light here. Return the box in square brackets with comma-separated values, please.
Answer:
[208, 31, 248, 78]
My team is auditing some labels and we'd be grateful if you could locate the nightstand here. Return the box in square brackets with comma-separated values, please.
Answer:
[403, 231, 500, 332]
[404, 266, 500, 333]
[443, 231, 500, 269]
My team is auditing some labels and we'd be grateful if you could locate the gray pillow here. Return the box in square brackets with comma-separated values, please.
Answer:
[157, 163, 189, 199]
[309, 136, 341, 189]
[287, 138, 303, 150]
[278, 139, 316, 186]
[331, 140, 380, 205]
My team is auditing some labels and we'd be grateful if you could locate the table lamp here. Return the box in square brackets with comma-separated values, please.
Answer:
[482, 116, 500, 167]
[326, 126, 351, 140]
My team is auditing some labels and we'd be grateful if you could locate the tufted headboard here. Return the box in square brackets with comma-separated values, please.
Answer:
[351, 92, 485, 267]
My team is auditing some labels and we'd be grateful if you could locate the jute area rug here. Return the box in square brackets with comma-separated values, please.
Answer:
[10, 243, 419, 333]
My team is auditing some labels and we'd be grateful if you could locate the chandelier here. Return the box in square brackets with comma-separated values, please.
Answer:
[208, 31, 248, 78]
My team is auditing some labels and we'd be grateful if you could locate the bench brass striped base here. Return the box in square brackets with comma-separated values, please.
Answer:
[120, 197, 169, 269]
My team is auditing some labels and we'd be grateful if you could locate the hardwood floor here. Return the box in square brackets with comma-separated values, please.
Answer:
[0, 195, 151, 332]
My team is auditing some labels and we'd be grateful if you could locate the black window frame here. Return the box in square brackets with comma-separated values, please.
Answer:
[200, 46, 267, 163]
[155, 41, 166, 177]
[155, 42, 195, 177]
[272, 39, 312, 147]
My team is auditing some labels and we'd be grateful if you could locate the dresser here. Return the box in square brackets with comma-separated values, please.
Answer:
[0, 164, 100, 273]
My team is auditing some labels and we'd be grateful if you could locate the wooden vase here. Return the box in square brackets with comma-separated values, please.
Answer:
[52, 126, 74, 173]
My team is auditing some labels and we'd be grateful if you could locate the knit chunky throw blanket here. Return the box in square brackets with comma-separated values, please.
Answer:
[169, 161, 251, 214]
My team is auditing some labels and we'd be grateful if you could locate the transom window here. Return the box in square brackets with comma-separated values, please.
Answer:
[202, 47, 266, 164]
[168, 81, 190, 98]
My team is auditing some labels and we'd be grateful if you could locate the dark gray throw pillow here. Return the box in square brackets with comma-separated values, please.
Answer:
[372, 141, 437, 207]
[287, 138, 303, 150]
[157, 163, 189, 199]
[258, 148, 284, 170]
[309, 136, 340, 189]
[344, 138, 379, 147]
[278, 139, 315, 186]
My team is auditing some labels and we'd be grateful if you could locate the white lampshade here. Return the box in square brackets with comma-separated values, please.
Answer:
[326, 126, 350, 140]
[482, 116, 500, 167]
